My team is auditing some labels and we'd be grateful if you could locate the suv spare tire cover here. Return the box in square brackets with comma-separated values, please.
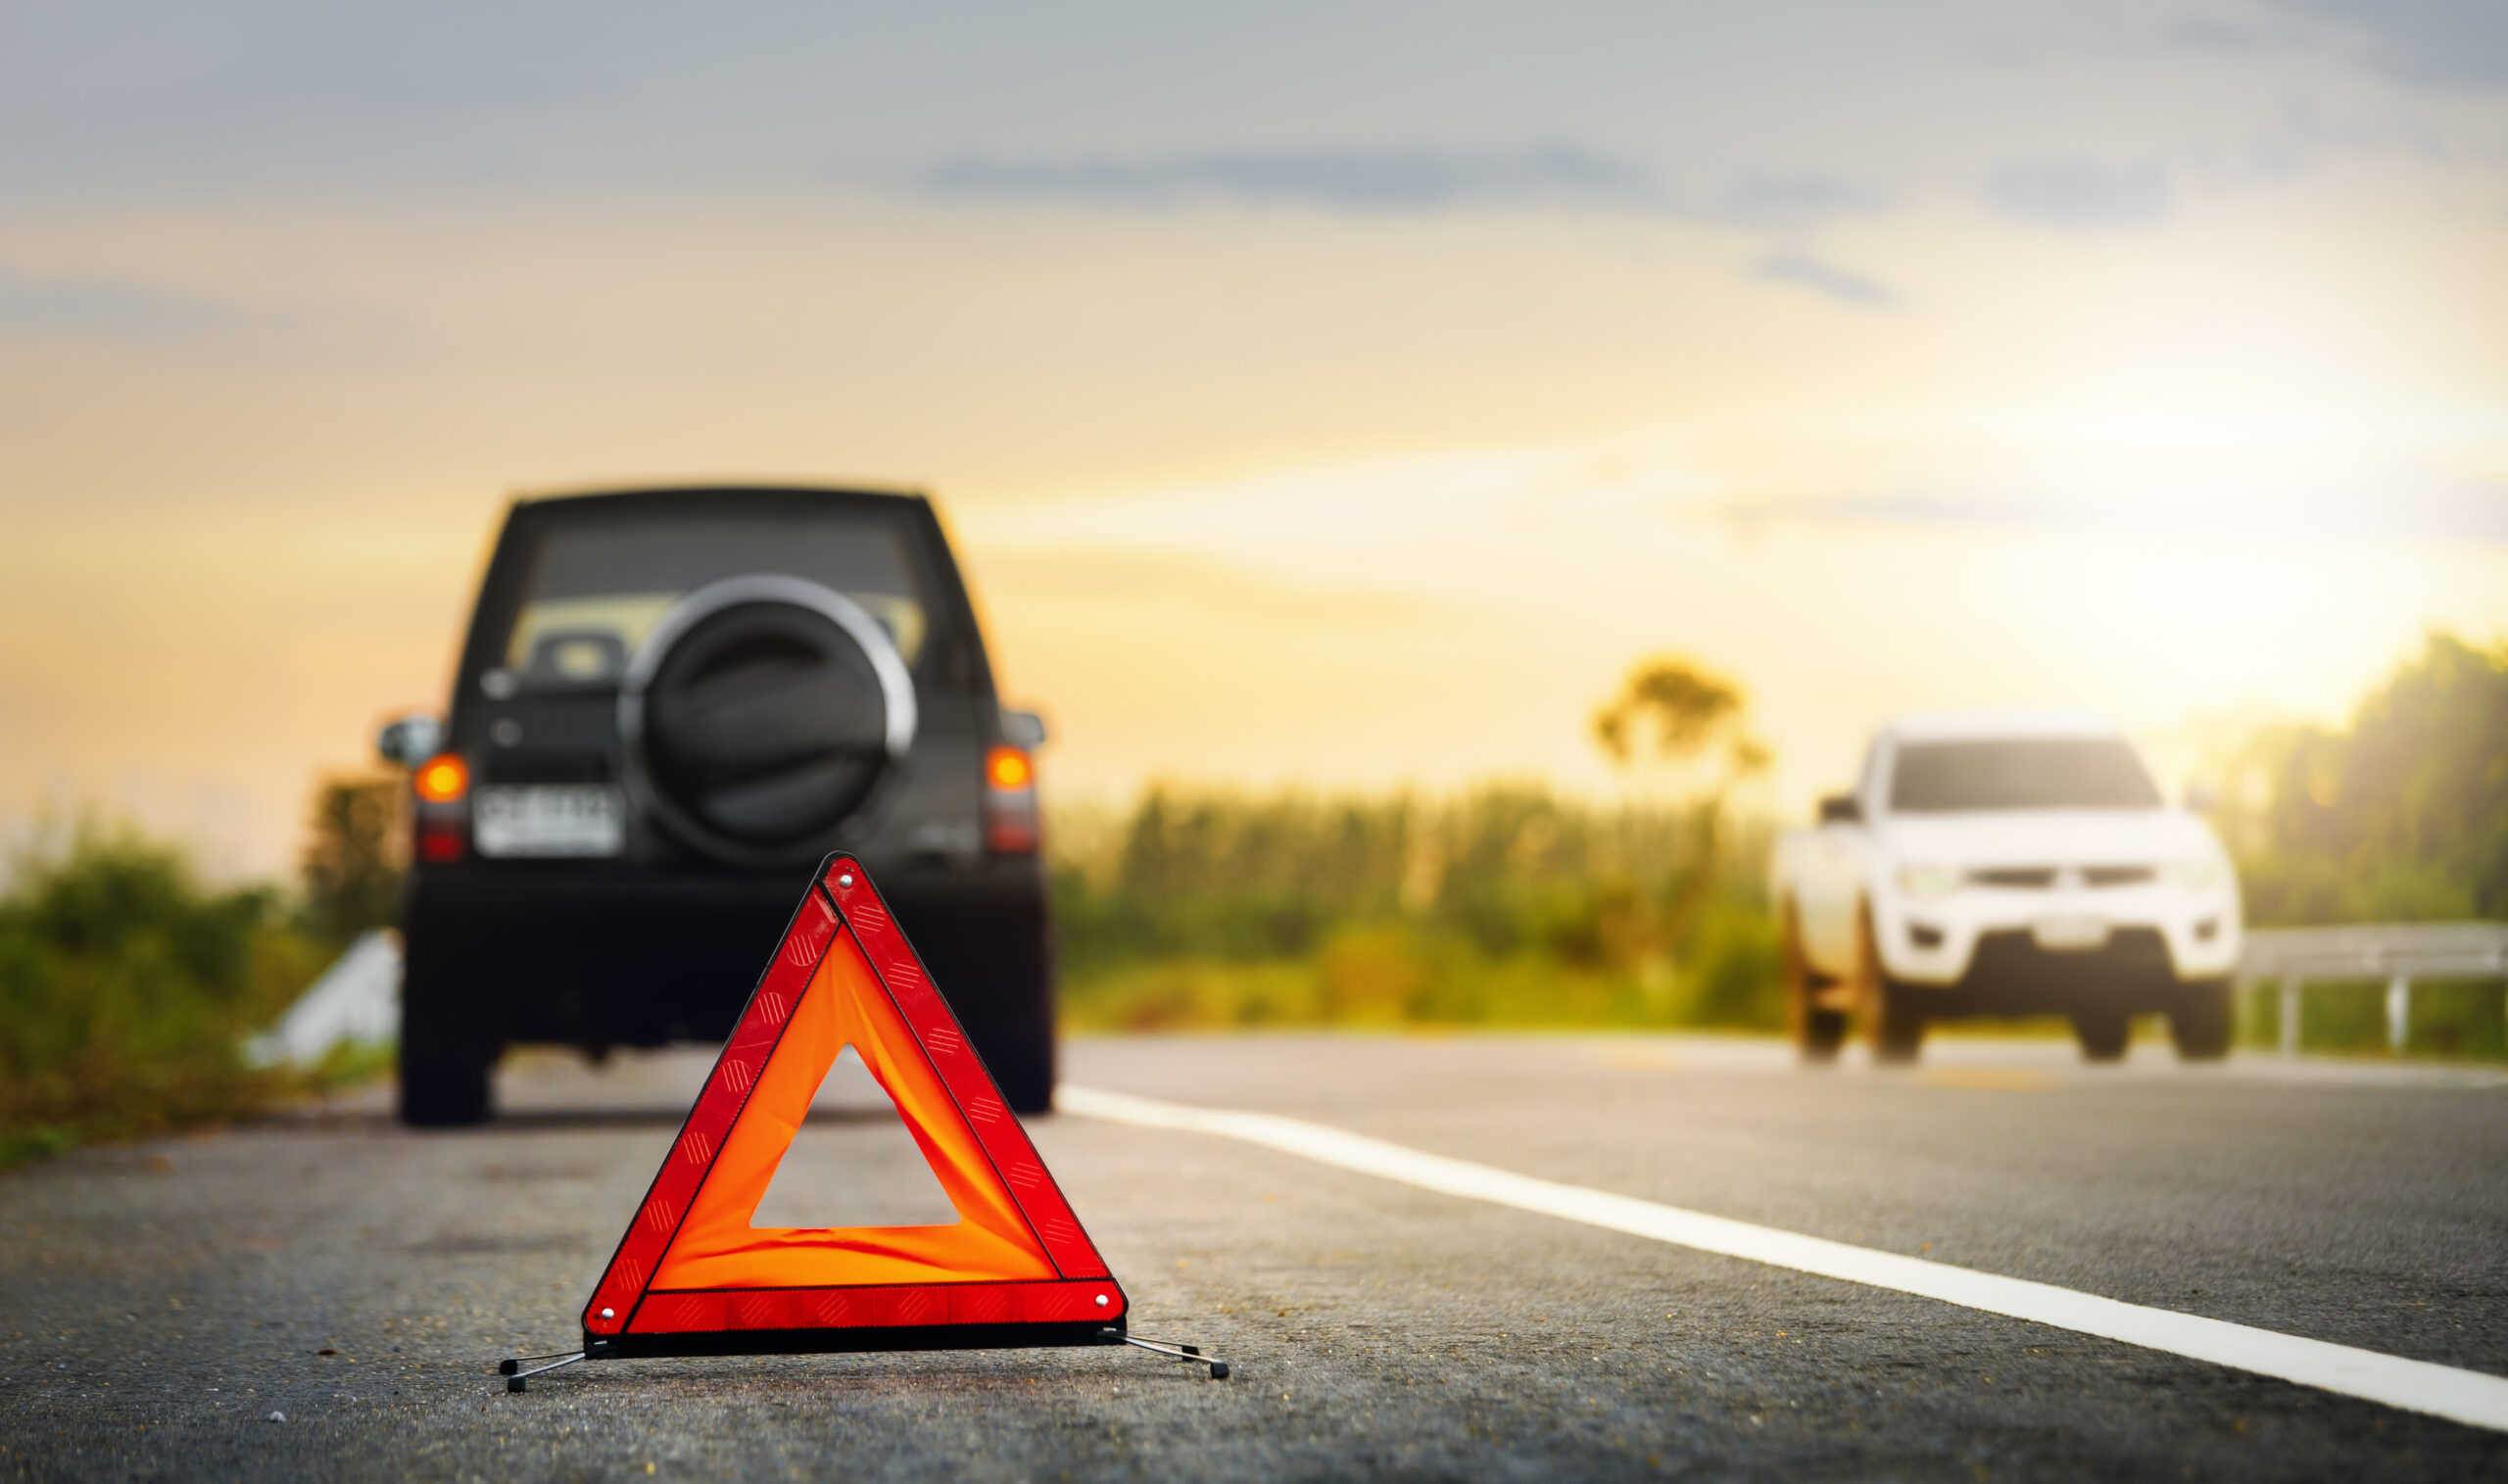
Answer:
[619, 575, 917, 864]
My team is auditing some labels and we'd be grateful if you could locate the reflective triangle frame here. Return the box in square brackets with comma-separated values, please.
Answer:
[577, 853, 1128, 1361]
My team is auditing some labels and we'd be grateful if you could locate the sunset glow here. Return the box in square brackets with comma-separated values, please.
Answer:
[3, 3, 2504, 874]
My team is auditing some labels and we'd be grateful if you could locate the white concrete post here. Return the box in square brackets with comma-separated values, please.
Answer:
[2280, 977, 2301, 1058]
[2387, 975, 2411, 1053]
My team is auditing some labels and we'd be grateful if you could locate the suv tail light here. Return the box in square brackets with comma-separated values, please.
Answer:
[983, 745, 1039, 854]
[414, 753, 468, 803]
[412, 752, 471, 862]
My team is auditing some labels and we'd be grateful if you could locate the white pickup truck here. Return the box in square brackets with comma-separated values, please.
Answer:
[1768, 712, 2242, 1064]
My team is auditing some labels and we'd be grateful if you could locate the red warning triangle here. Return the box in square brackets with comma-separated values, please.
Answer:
[581, 855, 1128, 1358]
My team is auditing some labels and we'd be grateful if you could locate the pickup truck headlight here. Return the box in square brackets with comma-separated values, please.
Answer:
[2158, 857, 2230, 890]
[1894, 864, 1960, 899]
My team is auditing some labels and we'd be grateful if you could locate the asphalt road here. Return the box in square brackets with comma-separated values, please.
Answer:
[4, 1033, 2505, 1481]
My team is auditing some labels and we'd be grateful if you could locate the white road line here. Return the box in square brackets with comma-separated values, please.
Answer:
[1059, 1083, 2508, 1434]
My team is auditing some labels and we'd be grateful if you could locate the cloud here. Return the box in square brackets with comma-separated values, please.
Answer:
[1752, 252, 1893, 307]
[1707, 479, 2508, 542]
[911, 144, 1663, 213]
[975, 546, 1435, 626]
[2282, 0, 2508, 90]
[1984, 160, 2174, 228]
[2169, 16, 2280, 52]
[911, 147, 1915, 234]
[1713, 173, 1890, 228]
[0, 266, 228, 339]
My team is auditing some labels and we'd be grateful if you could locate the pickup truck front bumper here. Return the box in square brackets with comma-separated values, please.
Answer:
[1873, 883, 2240, 1009]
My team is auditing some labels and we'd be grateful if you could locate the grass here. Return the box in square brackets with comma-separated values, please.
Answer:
[2236, 979, 2508, 1059]
[1059, 945, 1737, 1033]
[0, 827, 364, 1169]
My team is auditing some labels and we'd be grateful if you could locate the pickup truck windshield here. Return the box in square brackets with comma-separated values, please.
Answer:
[1888, 738, 2162, 813]
[496, 510, 931, 690]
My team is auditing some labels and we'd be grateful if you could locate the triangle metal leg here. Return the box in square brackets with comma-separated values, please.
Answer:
[500, 1350, 586, 1393]
[1114, 1330, 1230, 1379]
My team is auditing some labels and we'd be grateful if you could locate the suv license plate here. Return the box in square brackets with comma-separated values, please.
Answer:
[473, 785, 625, 858]
[2032, 916, 2111, 953]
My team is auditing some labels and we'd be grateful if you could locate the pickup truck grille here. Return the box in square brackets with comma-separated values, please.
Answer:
[2082, 865, 2155, 887]
[1971, 927, 2174, 974]
[1969, 866, 2056, 888]
[1966, 864, 2155, 889]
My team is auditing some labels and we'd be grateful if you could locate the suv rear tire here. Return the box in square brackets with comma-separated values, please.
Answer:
[397, 1039, 495, 1126]
[991, 1017, 1056, 1116]
[399, 962, 498, 1126]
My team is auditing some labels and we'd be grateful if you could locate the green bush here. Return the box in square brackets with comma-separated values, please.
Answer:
[0, 826, 328, 1164]
[2227, 633, 2508, 927]
[2215, 634, 2508, 1060]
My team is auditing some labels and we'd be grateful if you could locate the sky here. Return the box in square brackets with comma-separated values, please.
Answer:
[3, 1, 2505, 876]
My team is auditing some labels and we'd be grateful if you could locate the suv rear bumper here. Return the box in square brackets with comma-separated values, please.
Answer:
[401, 856, 1050, 1050]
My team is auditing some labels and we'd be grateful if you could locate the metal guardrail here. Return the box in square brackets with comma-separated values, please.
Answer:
[2240, 924, 2508, 1055]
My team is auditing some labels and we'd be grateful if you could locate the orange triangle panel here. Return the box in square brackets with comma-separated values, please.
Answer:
[580, 855, 1127, 1357]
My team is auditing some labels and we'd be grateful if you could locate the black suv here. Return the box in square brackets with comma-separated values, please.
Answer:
[378, 486, 1054, 1125]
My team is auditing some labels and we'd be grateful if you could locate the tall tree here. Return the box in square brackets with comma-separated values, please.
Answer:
[2233, 634, 2508, 924]
[1589, 655, 1768, 963]
[301, 776, 405, 946]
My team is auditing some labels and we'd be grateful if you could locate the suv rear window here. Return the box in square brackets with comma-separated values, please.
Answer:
[1888, 738, 2162, 813]
[496, 509, 932, 691]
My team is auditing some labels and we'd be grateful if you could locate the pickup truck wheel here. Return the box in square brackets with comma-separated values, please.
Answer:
[1858, 909, 1925, 1065]
[2072, 1007, 2131, 1063]
[2169, 981, 2234, 1061]
[1783, 905, 1849, 1065]
[1868, 981, 1926, 1064]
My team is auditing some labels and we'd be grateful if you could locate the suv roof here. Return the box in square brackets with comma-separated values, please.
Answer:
[513, 482, 927, 509]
